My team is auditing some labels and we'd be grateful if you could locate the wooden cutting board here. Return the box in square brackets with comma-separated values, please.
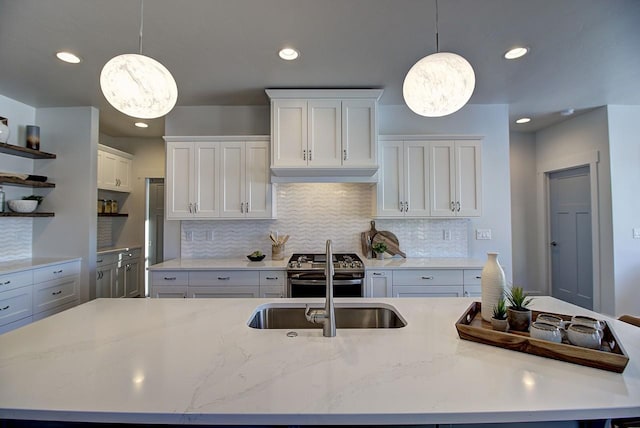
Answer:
[372, 232, 406, 258]
[361, 220, 378, 256]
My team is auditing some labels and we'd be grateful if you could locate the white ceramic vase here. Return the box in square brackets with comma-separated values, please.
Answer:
[481, 252, 506, 322]
[0, 122, 9, 144]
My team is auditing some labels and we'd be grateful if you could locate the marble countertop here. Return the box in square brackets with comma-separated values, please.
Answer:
[1, 296, 638, 425]
[148, 256, 484, 271]
[0, 257, 82, 276]
[97, 245, 142, 255]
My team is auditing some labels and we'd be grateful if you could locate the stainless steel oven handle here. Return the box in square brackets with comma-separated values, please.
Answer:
[289, 279, 363, 286]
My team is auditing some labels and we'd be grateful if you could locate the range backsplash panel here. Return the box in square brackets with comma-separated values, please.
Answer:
[0, 218, 32, 262]
[181, 183, 468, 259]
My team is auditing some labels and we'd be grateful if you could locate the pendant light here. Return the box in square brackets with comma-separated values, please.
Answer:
[100, 0, 177, 119]
[403, 0, 475, 117]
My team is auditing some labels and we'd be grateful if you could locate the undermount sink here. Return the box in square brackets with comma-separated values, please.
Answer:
[248, 302, 407, 329]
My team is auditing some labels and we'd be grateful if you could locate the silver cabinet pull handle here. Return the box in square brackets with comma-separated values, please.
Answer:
[303, 149, 306, 161]
[52, 290, 62, 296]
[475, 275, 482, 279]
[372, 272, 383, 276]
[399, 201, 404, 212]
[0, 305, 9, 311]
[240, 202, 244, 213]
[97, 259, 103, 263]
[421, 276, 434, 280]
[308, 149, 312, 161]
[53, 270, 63, 274]
[265, 276, 278, 280]
[456, 201, 461, 212]
[245, 201, 249, 213]
[188, 203, 193, 213]
[451, 201, 455, 212]
[2, 280, 10, 285]
[405, 202, 409, 212]
[194, 202, 198, 213]
[218, 277, 230, 280]
[163, 277, 177, 281]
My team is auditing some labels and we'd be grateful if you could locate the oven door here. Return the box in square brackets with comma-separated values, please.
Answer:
[288, 274, 363, 298]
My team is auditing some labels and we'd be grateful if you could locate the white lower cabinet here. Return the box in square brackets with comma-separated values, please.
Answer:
[392, 269, 465, 298]
[365, 270, 392, 297]
[0, 285, 33, 333]
[150, 269, 286, 299]
[463, 269, 483, 297]
[97, 249, 141, 298]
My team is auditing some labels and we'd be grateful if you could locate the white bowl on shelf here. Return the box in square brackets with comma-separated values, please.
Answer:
[8, 199, 38, 213]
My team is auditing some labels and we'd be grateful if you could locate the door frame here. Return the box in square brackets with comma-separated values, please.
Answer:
[537, 150, 601, 311]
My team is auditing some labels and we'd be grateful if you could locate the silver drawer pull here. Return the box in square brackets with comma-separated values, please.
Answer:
[421, 276, 434, 280]
[265, 277, 278, 280]
[2, 280, 10, 285]
[372, 272, 383, 276]
[163, 277, 177, 281]
[97, 259, 103, 263]
[52, 290, 62, 296]
[0, 305, 9, 311]
[475, 276, 482, 279]
[218, 277, 230, 280]
[53, 270, 63, 274]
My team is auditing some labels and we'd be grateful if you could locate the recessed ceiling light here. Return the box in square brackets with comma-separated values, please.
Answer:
[504, 47, 529, 60]
[515, 117, 531, 124]
[134, 122, 149, 128]
[278, 47, 299, 61]
[56, 51, 82, 64]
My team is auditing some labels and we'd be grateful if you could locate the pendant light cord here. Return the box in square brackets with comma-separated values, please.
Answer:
[435, 0, 439, 53]
[138, 0, 144, 55]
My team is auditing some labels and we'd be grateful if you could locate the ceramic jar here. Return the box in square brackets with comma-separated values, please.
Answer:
[480, 252, 506, 322]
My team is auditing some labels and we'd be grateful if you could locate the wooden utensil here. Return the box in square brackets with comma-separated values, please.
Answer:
[372, 233, 406, 258]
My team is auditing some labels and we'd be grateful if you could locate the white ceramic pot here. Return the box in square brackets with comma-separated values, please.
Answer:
[480, 252, 506, 322]
[530, 321, 562, 343]
[567, 324, 602, 349]
[0, 122, 9, 144]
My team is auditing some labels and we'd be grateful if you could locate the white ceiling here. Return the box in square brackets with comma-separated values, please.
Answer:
[1, 0, 639, 137]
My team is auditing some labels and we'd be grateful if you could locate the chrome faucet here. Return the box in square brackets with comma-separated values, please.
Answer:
[304, 240, 336, 337]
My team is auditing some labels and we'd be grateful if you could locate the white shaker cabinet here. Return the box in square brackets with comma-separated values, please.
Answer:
[98, 144, 132, 192]
[365, 270, 392, 297]
[430, 140, 482, 217]
[376, 140, 430, 217]
[166, 141, 220, 219]
[220, 141, 271, 218]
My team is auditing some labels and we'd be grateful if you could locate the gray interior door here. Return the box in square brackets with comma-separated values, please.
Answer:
[549, 166, 593, 309]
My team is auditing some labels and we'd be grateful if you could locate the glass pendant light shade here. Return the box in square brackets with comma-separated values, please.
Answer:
[100, 53, 178, 119]
[403, 52, 475, 117]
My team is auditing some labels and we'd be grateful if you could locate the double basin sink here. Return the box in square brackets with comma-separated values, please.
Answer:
[248, 302, 407, 329]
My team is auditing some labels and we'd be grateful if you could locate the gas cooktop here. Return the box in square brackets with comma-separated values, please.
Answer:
[287, 253, 364, 271]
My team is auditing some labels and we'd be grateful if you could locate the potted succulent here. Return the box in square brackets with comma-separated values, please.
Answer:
[506, 286, 533, 331]
[491, 297, 508, 332]
[372, 242, 387, 260]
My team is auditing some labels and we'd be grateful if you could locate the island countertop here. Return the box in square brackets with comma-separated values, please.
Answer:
[1, 297, 638, 425]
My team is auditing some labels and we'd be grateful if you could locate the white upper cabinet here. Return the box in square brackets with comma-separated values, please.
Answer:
[376, 140, 430, 218]
[266, 89, 382, 181]
[165, 137, 272, 220]
[430, 140, 482, 217]
[98, 144, 132, 192]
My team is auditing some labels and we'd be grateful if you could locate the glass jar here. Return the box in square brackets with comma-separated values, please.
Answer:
[111, 199, 118, 214]
[104, 200, 112, 214]
[98, 199, 105, 214]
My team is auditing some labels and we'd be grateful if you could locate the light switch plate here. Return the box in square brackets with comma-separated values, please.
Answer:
[476, 229, 492, 240]
[633, 228, 640, 239]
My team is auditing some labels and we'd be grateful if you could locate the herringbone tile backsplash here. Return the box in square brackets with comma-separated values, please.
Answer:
[181, 183, 468, 259]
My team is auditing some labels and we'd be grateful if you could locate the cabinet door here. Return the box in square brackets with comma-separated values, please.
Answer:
[365, 270, 392, 297]
[245, 141, 271, 218]
[33, 276, 79, 313]
[115, 156, 132, 192]
[166, 142, 195, 219]
[220, 142, 245, 217]
[272, 99, 307, 167]
[392, 285, 464, 298]
[0, 286, 33, 327]
[96, 267, 114, 298]
[308, 100, 341, 167]
[376, 141, 404, 217]
[194, 142, 220, 218]
[430, 141, 456, 217]
[342, 99, 376, 166]
[125, 261, 140, 298]
[404, 141, 430, 217]
[99, 151, 119, 190]
[455, 140, 482, 217]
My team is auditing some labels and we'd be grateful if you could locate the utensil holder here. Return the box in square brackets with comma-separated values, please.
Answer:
[272, 244, 285, 260]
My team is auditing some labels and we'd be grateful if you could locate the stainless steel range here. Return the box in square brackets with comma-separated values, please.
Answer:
[286, 253, 365, 298]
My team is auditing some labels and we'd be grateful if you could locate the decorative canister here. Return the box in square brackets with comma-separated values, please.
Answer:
[26, 125, 40, 150]
[272, 244, 284, 261]
[480, 252, 507, 322]
[104, 200, 112, 214]
[111, 199, 118, 214]
[98, 199, 105, 214]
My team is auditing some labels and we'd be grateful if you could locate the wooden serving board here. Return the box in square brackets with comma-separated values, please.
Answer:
[455, 302, 629, 373]
[372, 233, 406, 258]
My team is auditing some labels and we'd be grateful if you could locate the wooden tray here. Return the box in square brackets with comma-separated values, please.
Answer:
[455, 302, 629, 373]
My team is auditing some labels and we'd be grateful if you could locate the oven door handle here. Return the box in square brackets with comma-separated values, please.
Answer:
[289, 279, 363, 286]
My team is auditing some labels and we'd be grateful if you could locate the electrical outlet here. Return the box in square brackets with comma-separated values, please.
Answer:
[185, 231, 193, 241]
[633, 228, 640, 239]
[476, 229, 492, 240]
[443, 230, 451, 240]
[206, 230, 214, 241]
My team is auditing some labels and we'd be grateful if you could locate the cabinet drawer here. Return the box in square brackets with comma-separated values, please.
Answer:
[33, 276, 79, 314]
[393, 269, 463, 286]
[33, 260, 81, 283]
[96, 253, 118, 267]
[188, 286, 259, 298]
[189, 271, 259, 287]
[0, 286, 33, 327]
[393, 285, 464, 298]
[151, 271, 188, 286]
[151, 285, 188, 298]
[259, 271, 285, 286]
[463, 269, 483, 285]
[0, 270, 33, 293]
[119, 249, 141, 262]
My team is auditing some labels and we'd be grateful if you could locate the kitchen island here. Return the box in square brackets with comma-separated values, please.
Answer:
[0, 296, 638, 425]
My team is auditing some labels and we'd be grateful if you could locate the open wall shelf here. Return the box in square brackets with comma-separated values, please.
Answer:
[0, 177, 55, 188]
[0, 143, 56, 159]
[0, 212, 54, 217]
